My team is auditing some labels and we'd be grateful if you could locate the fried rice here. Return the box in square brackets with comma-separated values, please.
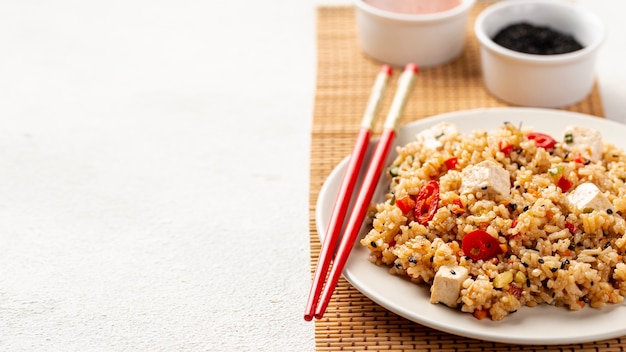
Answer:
[360, 121, 626, 320]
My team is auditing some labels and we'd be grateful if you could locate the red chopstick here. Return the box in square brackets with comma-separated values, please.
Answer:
[313, 63, 419, 320]
[304, 64, 393, 321]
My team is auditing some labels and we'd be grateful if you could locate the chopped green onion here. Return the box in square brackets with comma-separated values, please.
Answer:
[583, 208, 594, 214]
[564, 133, 574, 144]
[389, 165, 399, 177]
[435, 132, 444, 139]
[548, 165, 564, 175]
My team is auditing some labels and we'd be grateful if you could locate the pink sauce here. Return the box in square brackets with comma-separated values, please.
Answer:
[364, 0, 461, 14]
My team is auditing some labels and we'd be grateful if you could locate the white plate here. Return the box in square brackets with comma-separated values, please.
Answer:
[316, 107, 626, 345]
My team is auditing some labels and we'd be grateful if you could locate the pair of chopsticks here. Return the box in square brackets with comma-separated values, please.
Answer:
[304, 63, 419, 321]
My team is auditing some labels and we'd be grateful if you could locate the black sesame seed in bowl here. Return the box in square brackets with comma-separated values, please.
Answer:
[492, 22, 584, 55]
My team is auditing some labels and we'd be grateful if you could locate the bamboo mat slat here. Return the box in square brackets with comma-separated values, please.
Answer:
[309, 2, 614, 351]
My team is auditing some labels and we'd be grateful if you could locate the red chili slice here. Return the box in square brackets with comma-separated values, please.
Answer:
[444, 157, 458, 170]
[557, 177, 573, 192]
[527, 132, 556, 149]
[414, 181, 440, 225]
[395, 196, 415, 214]
[462, 229, 503, 261]
[571, 152, 585, 164]
[499, 141, 514, 155]
[564, 221, 578, 234]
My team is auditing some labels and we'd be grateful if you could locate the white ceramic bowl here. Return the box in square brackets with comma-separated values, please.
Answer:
[475, 0, 605, 108]
[355, 0, 476, 68]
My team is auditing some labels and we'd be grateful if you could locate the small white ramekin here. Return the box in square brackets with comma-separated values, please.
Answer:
[354, 0, 476, 68]
[474, 0, 605, 108]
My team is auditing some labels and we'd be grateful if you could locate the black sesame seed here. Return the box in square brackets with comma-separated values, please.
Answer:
[509, 203, 517, 211]
[481, 185, 488, 190]
[450, 270, 456, 275]
[564, 259, 570, 265]
[465, 256, 471, 261]
[604, 241, 611, 249]
[408, 256, 416, 264]
[607, 209, 614, 214]
[568, 243, 575, 250]
[522, 262, 529, 267]
[582, 296, 589, 303]
[526, 278, 531, 287]
[395, 263, 402, 268]
[538, 258, 544, 264]
[560, 261, 566, 269]
[523, 205, 529, 212]
[552, 292, 556, 298]
[370, 241, 377, 248]
[591, 281, 594, 286]
[429, 256, 434, 263]
[551, 267, 558, 272]
[584, 159, 591, 165]
[516, 185, 521, 189]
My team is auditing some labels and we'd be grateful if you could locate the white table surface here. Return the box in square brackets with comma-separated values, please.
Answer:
[0, 1, 623, 351]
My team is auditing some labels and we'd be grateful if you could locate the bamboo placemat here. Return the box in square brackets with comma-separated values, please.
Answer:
[309, 2, 613, 351]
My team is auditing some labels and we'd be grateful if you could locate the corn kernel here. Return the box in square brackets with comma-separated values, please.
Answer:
[494, 271, 513, 288]
[514, 271, 527, 284]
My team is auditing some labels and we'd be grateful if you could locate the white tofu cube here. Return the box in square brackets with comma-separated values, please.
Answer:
[563, 125, 604, 162]
[416, 122, 459, 150]
[566, 182, 614, 214]
[460, 160, 511, 196]
[430, 265, 469, 308]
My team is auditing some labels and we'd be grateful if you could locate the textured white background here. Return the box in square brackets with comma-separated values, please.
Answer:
[0, 1, 623, 351]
